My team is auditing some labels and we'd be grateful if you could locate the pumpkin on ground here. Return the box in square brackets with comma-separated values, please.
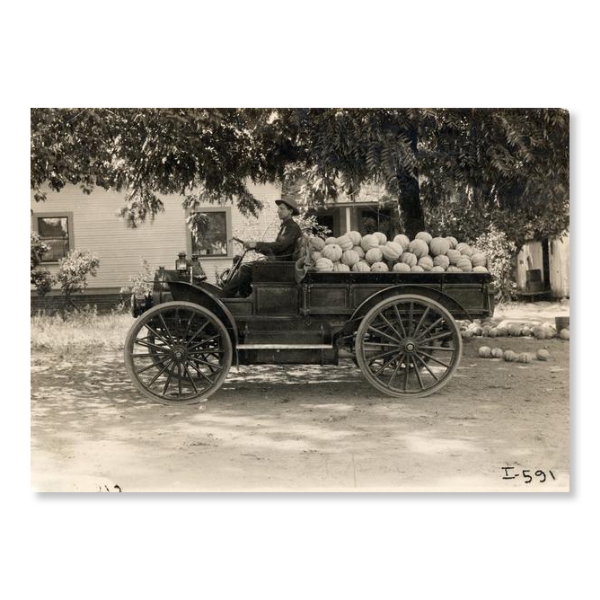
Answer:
[517, 352, 533, 364]
[536, 349, 550, 361]
[478, 346, 492, 358]
[491, 348, 504, 359]
[429, 237, 450, 256]
[504, 350, 518, 362]
[559, 329, 570, 340]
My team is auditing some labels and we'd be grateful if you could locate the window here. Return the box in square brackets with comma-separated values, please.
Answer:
[359, 207, 393, 237]
[190, 208, 232, 257]
[33, 213, 73, 262]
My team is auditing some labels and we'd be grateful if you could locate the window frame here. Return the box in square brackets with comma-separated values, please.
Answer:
[32, 211, 74, 264]
[187, 206, 233, 259]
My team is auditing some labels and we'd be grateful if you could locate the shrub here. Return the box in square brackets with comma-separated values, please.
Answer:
[55, 250, 100, 311]
[31, 232, 54, 296]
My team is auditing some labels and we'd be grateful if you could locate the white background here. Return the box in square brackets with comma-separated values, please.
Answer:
[3, 1, 597, 598]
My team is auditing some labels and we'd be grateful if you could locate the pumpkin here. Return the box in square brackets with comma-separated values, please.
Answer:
[341, 249, 360, 267]
[336, 235, 354, 251]
[418, 256, 433, 271]
[410, 265, 425, 272]
[393, 234, 410, 250]
[447, 249, 462, 265]
[315, 257, 334, 272]
[445, 236, 458, 249]
[487, 328, 498, 338]
[433, 255, 450, 269]
[521, 326, 532, 337]
[352, 245, 365, 258]
[392, 262, 411, 273]
[559, 329, 570, 340]
[503, 350, 518, 362]
[415, 231, 433, 244]
[325, 237, 338, 245]
[352, 260, 371, 272]
[347, 231, 362, 246]
[361, 234, 379, 251]
[408, 238, 429, 258]
[478, 346, 492, 358]
[456, 242, 474, 256]
[482, 326, 492, 337]
[462, 329, 474, 339]
[370, 261, 389, 272]
[429, 237, 450, 256]
[400, 252, 418, 267]
[517, 352, 533, 364]
[508, 324, 522, 337]
[365, 247, 384, 264]
[382, 241, 403, 261]
[309, 236, 325, 251]
[473, 266, 489, 273]
[333, 262, 351, 272]
[491, 347, 504, 359]
[373, 231, 388, 245]
[456, 256, 473, 272]
[430, 266, 445, 273]
[495, 326, 508, 337]
[471, 252, 487, 267]
[536, 349, 550, 361]
[311, 251, 323, 263]
[446, 266, 462, 273]
[321, 243, 343, 262]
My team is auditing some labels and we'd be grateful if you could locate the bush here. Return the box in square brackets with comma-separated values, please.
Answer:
[474, 225, 518, 301]
[55, 250, 101, 311]
[31, 232, 54, 296]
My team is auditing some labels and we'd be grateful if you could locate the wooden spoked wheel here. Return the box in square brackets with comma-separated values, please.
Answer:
[124, 301, 232, 405]
[355, 295, 462, 398]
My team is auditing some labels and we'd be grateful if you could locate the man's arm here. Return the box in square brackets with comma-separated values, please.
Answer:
[255, 221, 301, 255]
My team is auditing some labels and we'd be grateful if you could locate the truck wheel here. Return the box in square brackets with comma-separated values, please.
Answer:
[355, 295, 462, 398]
[125, 301, 232, 405]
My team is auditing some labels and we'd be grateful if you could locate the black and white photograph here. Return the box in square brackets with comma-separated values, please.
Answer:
[30, 107, 570, 492]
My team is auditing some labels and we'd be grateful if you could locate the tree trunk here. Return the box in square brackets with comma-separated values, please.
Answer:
[397, 126, 425, 238]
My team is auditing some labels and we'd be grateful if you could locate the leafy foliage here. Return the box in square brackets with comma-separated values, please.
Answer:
[120, 259, 154, 296]
[30, 232, 54, 296]
[54, 250, 100, 310]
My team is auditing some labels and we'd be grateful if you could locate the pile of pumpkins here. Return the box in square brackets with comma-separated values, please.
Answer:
[478, 346, 551, 363]
[307, 231, 489, 273]
[461, 321, 569, 340]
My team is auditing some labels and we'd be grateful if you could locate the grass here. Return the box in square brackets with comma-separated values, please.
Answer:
[31, 308, 134, 352]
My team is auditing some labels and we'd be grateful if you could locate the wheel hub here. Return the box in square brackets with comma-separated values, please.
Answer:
[403, 339, 417, 353]
[171, 344, 188, 363]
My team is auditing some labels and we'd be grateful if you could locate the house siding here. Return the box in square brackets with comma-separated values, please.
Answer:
[31, 182, 282, 292]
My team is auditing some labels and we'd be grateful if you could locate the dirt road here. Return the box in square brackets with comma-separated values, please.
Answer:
[31, 309, 570, 492]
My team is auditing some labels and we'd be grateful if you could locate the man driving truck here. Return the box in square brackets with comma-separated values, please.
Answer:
[221, 198, 302, 298]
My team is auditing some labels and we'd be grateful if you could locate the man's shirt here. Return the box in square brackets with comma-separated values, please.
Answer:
[255, 217, 301, 261]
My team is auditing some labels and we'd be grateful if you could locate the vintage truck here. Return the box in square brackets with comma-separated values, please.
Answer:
[124, 240, 495, 404]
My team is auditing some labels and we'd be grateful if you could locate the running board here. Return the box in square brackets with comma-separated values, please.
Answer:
[237, 344, 333, 350]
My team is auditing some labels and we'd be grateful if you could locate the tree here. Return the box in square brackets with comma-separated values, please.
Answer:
[54, 250, 100, 311]
[31, 108, 569, 246]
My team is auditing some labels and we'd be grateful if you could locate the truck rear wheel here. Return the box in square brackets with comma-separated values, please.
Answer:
[125, 301, 232, 405]
[355, 295, 462, 398]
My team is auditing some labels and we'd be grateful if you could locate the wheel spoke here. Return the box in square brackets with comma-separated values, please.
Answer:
[392, 304, 408, 338]
[135, 338, 170, 353]
[415, 316, 444, 340]
[414, 353, 439, 381]
[410, 355, 425, 390]
[367, 325, 402, 345]
[162, 365, 174, 395]
[136, 354, 172, 375]
[372, 351, 402, 376]
[158, 313, 176, 343]
[387, 356, 404, 387]
[144, 323, 171, 346]
[407, 302, 414, 336]
[367, 347, 404, 364]
[418, 350, 452, 369]
[412, 307, 431, 338]
[183, 362, 199, 394]
[186, 319, 210, 346]
[419, 330, 454, 344]
[379, 312, 405, 343]
[147, 358, 174, 386]
[418, 345, 455, 352]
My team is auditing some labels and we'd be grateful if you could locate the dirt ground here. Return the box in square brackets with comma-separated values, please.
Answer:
[30, 302, 570, 493]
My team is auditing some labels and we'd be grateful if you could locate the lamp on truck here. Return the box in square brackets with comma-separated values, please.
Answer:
[176, 252, 188, 272]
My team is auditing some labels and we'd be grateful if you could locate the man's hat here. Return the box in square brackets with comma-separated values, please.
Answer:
[275, 198, 300, 216]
